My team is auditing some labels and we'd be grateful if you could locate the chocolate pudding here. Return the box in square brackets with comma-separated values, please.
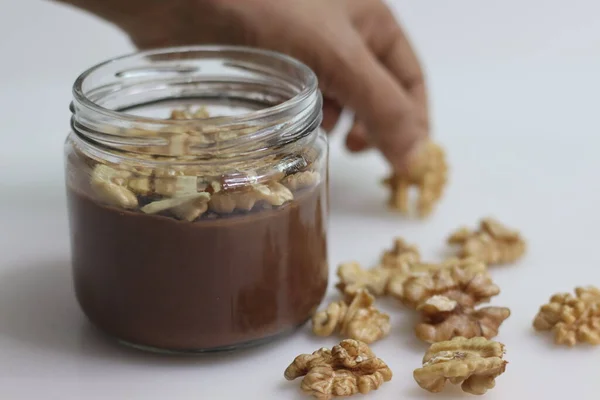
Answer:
[67, 183, 328, 351]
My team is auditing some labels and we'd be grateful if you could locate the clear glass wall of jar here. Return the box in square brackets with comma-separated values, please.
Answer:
[64, 46, 328, 353]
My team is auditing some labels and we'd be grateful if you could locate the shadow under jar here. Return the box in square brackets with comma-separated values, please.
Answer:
[65, 46, 329, 353]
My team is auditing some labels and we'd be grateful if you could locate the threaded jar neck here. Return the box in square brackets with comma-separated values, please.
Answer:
[70, 46, 322, 161]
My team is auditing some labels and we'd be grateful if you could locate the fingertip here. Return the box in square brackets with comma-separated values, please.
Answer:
[346, 135, 370, 152]
[391, 135, 428, 174]
[345, 121, 372, 152]
[321, 98, 342, 133]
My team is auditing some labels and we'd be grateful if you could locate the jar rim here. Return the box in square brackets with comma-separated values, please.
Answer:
[72, 45, 319, 127]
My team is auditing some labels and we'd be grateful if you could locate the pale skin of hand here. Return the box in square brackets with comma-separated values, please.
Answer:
[56, 0, 429, 171]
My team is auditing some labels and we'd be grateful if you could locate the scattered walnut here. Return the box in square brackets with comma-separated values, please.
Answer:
[209, 182, 293, 213]
[533, 286, 600, 346]
[383, 140, 447, 218]
[388, 257, 490, 307]
[448, 218, 526, 265]
[415, 295, 511, 343]
[285, 348, 335, 381]
[312, 289, 390, 344]
[285, 339, 392, 400]
[336, 262, 391, 301]
[413, 337, 507, 395]
[301, 366, 358, 399]
[90, 164, 138, 209]
[282, 171, 321, 191]
[379, 237, 421, 269]
[399, 263, 499, 310]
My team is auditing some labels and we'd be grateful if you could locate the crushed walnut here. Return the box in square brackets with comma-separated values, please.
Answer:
[90, 164, 138, 209]
[383, 140, 447, 218]
[282, 171, 321, 191]
[140, 192, 211, 220]
[209, 182, 293, 213]
[413, 336, 507, 395]
[448, 218, 526, 265]
[389, 258, 495, 309]
[82, 107, 326, 218]
[170, 106, 210, 120]
[415, 295, 511, 343]
[533, 286, 600, 346]
[285, 339, 392, 400]
[312, 289, 390, 344]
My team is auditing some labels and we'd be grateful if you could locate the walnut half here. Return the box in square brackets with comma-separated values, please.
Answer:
[448, 218, 526, 265]
[312, 289, 390, 344]
[387, 256, 487, 302]
[398, 263, 499, 309]
[415, 295, 511, 343]
[285, 339, 392, 400]
[336, 262, 391, 301]
[413, 336, 507, 395]
[378, 237, 421, 269]
[533, 286, 600, 346]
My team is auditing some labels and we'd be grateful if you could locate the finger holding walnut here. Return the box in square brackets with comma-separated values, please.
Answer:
[413, 337, 507, 395]
[383, 140, 447, 218]
[448, 218, 526, 265]
[285, 339, 392, 400]
[312, 289, 390, 344]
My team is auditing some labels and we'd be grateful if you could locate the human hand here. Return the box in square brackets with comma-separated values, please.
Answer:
[119, 0, 429, 171]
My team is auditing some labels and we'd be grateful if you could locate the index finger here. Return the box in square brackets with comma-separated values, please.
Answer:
[377, 8, 429, 130]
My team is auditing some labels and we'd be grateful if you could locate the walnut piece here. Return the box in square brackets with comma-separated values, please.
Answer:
[285, 339, 392, 400]
[448, 218, 526, 265]
[389, 258, 492, 308]
[383, 140, 448, 218]
[153, 169, 200, 197]
[379, 237, 421, 269]
[140, 192, 211, 221]
[312, 289, 390, 344]
[285, 348, 334, 381]
[415, 295, 511, 343]
[282, 171, 321, 191]
[336, 262, 391, 300]
[533, 286, 600, 346]
[127, 177, 151, 195]
[209, 182, 293, 213]
[413, 337, 507, 395]
[90, 164, 138, 209]
[170, 106, 210, 120]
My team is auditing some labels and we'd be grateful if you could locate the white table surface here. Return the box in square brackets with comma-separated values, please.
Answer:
[2, 0, 600, 399]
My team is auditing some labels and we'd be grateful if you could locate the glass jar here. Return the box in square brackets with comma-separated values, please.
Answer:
[65, 46, 328, 353]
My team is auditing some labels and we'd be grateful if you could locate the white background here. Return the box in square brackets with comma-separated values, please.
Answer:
[1, 0, 600, 399]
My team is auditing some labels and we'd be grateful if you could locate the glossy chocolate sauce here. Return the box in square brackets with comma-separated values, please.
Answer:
[67, 185, 328, 351]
